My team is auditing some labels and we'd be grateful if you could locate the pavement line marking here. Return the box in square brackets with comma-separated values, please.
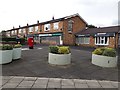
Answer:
[37, 48, 42, 50]
[22, 48, 29, 51]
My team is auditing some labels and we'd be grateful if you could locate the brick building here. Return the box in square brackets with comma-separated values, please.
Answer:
[76, 26, 120, 48]
[5, 13, 87, 45]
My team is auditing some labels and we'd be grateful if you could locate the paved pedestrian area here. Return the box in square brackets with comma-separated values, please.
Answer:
[2, 45, 119, 81]
[0, 76, 119, 89]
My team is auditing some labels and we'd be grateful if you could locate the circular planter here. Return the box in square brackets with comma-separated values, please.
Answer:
[48, 53, 71, 65]
[0, 50, 13, 64]
[92, 54, 117, 67]
[12, 48, 22, 60]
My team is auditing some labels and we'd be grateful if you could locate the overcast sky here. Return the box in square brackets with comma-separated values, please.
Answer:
[0, 0, 119, 31]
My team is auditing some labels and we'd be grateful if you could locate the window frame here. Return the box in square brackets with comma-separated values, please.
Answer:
[95, 36, 109, 45]
[53, 22, 59, 30]
[35, 26, 38, 32]
[78, 37, 90, 44]
[29, 27, 33, 32]
[44, 24, 51, 31]
[68, 20, 73, 32]
[19, 29, 22, 33]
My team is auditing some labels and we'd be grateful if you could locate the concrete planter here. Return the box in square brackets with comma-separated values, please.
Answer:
[92, 54, 117, 67]
[48, 53, 71, 65]
[0, 50, 13, 64]
[12, 48, 21, 60]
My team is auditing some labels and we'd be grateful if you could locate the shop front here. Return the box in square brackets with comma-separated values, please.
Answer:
[39, 33, 63, 45]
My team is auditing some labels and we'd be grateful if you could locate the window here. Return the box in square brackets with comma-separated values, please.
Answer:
[29, 27, 33, 32]
[44, 24, 50, 31]
[14, 30, 17, 34]
[6, 32, 10, 37]
[68, 20, 73, 32]
[54, 22, 59, 30]
[35, 26, 38, 32]
[19, 29, 22, 33]
[11, 31, 14, 34]
[23, 29, 26, 33]
[78, 37, 90, 44]
[95, 37, 109, 45]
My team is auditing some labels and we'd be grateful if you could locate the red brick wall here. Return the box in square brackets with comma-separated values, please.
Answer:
[63, 16, 87, 45]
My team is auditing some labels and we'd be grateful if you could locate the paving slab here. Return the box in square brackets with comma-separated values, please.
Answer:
[75, 83, 89, 88]
[18, 81, 34, 87]
[2, 83, 19, 88]
[24, 77, 37, 81]
[98, 80, 116, 88]
[86, 80, 102, 88]
[62, 79, 74, 86]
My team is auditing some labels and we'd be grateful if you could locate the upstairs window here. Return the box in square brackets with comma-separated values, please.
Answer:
[23, 29, 26, 33]
[6, 32, 10, 37]
[44, 24, 50, 31]
[19, 29, 22, 33]
[54, 22, 59, 30]
[68, 20, 73, 32]
[29, 27, 33, 32]
[14, 30, 17, 34]
[11, 31, 14, 35]
[35, 26, 38, 32]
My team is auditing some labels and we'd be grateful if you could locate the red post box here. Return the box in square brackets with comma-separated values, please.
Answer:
[28, 37, 34, 49]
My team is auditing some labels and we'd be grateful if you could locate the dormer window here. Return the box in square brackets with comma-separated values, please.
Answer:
[68, 20, 73, 32]
[44, 24, 50, 31]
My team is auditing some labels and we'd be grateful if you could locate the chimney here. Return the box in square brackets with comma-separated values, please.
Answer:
[27, 23, 29, 26]
[19, 25, 21, 28]
[13, 26, 15, 29]
[37, 20, 39, 24]
[52, 16, 54, 20]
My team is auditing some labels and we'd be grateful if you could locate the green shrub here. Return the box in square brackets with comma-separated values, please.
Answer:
[103, 48, 116, 57]
[49, 46, 59, 54]
[13, 44, 22, 48]
[58, 46, 70, 54]
[93, 47, 116, 57]
[0, 44, 13, 50]
[49, 46, 70, 54]
[92, 48, 103, 55]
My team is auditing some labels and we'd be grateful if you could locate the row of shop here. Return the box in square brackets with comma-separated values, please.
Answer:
[28, 32, 63, 45]
[28, 26, 120, 48]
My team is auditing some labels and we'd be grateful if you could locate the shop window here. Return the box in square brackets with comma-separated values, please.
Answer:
[68, 20, 73, 32]
[78, 37, 90, 44]
[95, 37, 109, 45]
[44, 24, 50, 31]
[54, 22, 59, 30]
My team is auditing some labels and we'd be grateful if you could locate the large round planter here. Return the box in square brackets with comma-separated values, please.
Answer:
[92, 54, 117, 67]
[12, 48, 21, 60]
[0, 50, 13, 64]
[48, 53, 71, 65]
